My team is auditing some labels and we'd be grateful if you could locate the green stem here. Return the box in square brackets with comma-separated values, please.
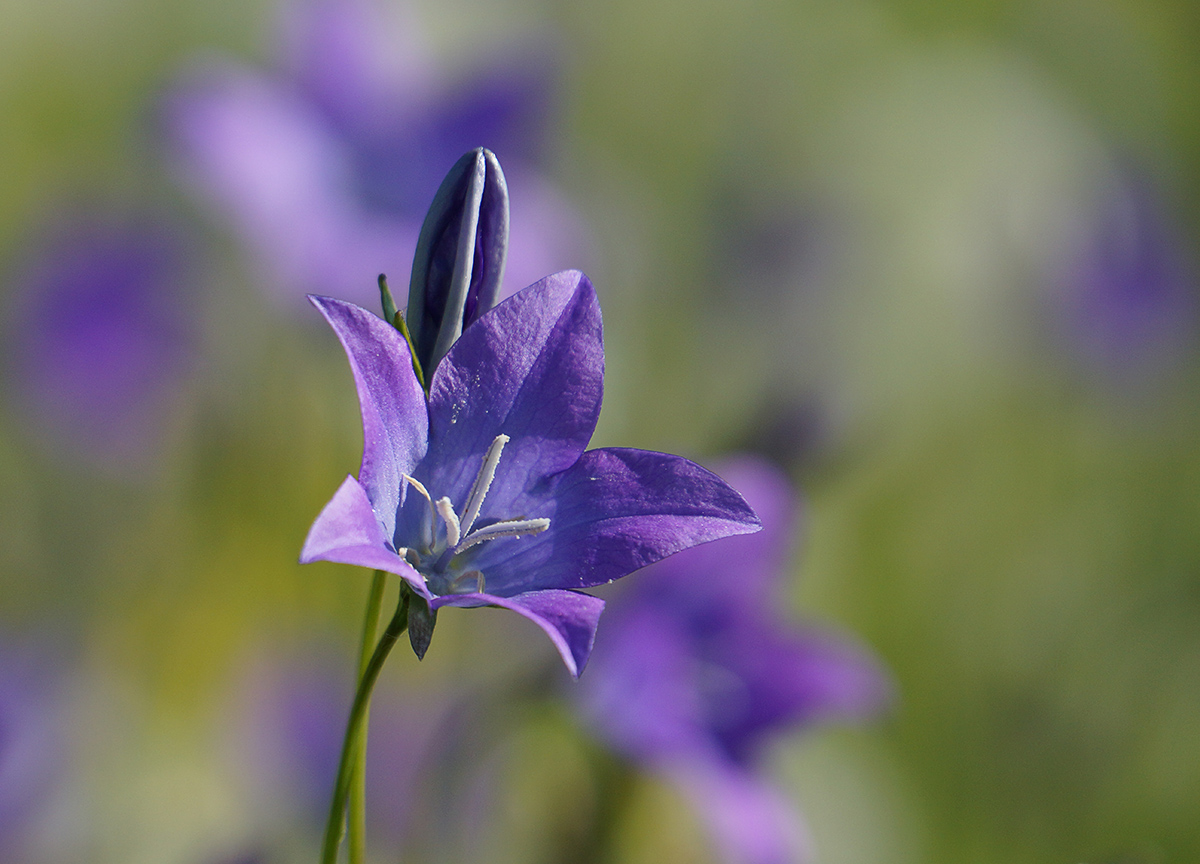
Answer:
[348, 570, 387, 864]
[320, 588, 410, 864]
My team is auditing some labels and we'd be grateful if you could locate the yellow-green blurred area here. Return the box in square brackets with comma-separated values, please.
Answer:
[3, 0, 1200, 862]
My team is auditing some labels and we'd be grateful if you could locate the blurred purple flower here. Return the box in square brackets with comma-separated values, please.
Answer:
[1056, 173, 1197, 381]
[165, 0, 585, 310]
[0, 641, 65, 859]
[577, 457, 891, 864]
[300, 271, 760, 676]
[233, 645, 440, 846]
[5, 216, 191, 467]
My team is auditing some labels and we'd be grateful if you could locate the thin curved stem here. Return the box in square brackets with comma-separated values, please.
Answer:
[348, 570, 388, 864]
[320, 588, 410, 864]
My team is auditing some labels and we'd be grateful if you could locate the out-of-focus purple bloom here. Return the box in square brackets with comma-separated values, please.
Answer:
[165, 0, 585, 310]
[1055, 173, 1197, 381]
[5, 216, 191, 467]
[232, 645, 440, 846]
[299, 271, 760, 676]
[0, 642, 65, 859]
[577, 457, 891, 864]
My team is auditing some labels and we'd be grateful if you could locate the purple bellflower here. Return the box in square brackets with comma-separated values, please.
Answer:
[166, 0, 585, 311]
[300, 270, 760, 676]
[5, 215, 191, 467]
[576, 457, 891, 864]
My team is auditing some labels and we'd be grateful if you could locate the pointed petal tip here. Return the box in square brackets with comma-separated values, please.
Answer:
[432, 589, 605, 678]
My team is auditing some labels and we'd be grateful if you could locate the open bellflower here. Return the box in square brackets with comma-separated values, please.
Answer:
[300, 271, 760, 676]
[577, 457, 891, 864]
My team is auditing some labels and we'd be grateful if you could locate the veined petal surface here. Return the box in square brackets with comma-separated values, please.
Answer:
[466, 448, 760, 596]
[424, 270, 603, 509]
[310, 296, 428, 540]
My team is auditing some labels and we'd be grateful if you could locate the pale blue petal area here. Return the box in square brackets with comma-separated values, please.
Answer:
[667, 759, 812, 864]
[469, 448, 761, 596]
[309, 296, 429, 542]
[300, 475, 432, 599]
[430, 589, 605, 677]
[421, 270, 603, 511]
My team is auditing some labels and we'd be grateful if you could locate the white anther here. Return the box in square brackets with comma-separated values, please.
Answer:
[459, 434, 509, 537]
[455, 517, 550, 554]
[435, 496, 461, 548]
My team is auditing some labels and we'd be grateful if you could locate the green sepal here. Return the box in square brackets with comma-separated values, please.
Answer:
[378, 273, 427, 391]
[407, 593, 438, 660]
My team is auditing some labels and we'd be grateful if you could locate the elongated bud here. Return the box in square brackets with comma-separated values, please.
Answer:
[406, 147, 509, 374]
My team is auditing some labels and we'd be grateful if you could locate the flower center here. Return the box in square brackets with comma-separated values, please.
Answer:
[399, 434, 549, 594]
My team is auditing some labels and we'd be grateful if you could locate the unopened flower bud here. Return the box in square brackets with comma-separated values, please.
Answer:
[406, 147, 509, 373]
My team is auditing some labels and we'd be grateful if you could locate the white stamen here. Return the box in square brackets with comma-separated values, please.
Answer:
[402, 474, 437, 550]
[435, 496, 461, 548]
[459, 434, 509, 537]
[455, 517, 550, 554]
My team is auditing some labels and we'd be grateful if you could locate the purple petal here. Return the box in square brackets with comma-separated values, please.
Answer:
[423, 270, 603, 506]
[470, 448, 760, 596]
[309, 296, 428, 541]
[637, 456, 799, 610]
[667, 759, 811, 864]
[431, 589, 604, 677]
[300, 475, 430, 598]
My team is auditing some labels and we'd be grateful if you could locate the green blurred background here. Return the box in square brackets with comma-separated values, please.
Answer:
[3, 0, 1200, 862]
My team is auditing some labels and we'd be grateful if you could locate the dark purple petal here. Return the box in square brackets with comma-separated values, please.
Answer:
[300, 475, 431, 598]
[309, 296, 428, 541]
[469, 448, 760, 596]
[422, 270, 603, 508]
[431, 589, 605, 677]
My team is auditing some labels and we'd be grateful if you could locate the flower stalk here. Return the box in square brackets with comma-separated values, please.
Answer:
[320, 587, 411, 864]
[347, 570, 388, 864]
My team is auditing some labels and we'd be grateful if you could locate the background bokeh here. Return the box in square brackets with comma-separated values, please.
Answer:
[3, 0, 1200, 862]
